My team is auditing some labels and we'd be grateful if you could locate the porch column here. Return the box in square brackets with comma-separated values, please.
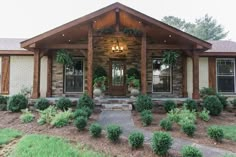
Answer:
[141, 30, 147, 94]
[87, 24, 93, 97]
[32, 49, 41, 98]
[192, 52, 200, 99]
[46, 53, 52, 97]
[182, 55, 188, 97]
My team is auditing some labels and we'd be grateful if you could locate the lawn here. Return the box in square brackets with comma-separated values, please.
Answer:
[217, 125, 236, 142]
[0, 128, 22, 145]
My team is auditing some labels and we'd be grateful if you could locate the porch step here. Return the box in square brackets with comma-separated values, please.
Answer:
[102, 103, 132, 111]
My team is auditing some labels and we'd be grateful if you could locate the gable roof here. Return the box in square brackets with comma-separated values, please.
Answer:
[0, 38, 27, 50]
[21, 2, 211, 49]
[206, 40, 236, 52]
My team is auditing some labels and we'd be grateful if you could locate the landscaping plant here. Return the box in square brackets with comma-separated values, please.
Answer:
[203, 95, 223, 116]
[74, 116, 87, 131]
[140, 110, 153, 126]
[183, 98, 197, 111]
[163, 100, 176, 112]
[89, 123, 102, 138]
[81, 106, 92, 118]
[0, 128, 22, 145]
[73, 109, 89, 119]
[51, 109, 73, 128]
[77, 93, 94, 110]
[167, 108, 181, 123]
[151, 131, 173, 156]
[7, 94, 28, 112]
[181, 122, 196, 137]
[207, 126, 224, 142]
[134, 95, 153, 112]
[198, 108, 210, 121]
[231, 98, 236, 108]
[200, 87, 215, 99]
[181, 146, 202, 157]
[0, 95, 8, 111]
[160, 118, 173, 131]
[106, 124, 122, 143]
[34, 98, 50, 110]
[20, 109, 34, 123]
[56, 97, 72, 111]
[37, 106, 57, 125]
[128, 131, 144, 149]
[178, 108, 197, 125]
[216, 94, 228, 109]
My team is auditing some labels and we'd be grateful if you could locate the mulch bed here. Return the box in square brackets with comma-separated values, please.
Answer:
[132, 109, 236, 153]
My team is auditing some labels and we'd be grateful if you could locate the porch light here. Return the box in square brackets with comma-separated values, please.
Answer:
[112, 39, 124, 52]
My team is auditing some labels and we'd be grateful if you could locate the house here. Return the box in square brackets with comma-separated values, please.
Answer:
[0, 3, 236, 99]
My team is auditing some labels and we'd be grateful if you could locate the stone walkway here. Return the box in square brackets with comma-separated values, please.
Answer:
[98, 110, 236, 157]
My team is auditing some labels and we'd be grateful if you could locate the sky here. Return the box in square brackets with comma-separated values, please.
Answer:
[1, 0, 236, 40]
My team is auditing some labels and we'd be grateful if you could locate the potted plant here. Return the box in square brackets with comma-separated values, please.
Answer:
[127, 76, 140, 97]
[93, 76, 106, 98]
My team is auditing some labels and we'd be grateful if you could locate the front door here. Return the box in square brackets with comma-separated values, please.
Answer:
[109, 60, 126, 96]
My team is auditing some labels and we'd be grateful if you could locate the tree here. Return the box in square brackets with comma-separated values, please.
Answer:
[161, 14, 228, 40]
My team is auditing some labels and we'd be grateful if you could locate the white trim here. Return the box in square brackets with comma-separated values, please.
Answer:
[152, 58, 172, 93]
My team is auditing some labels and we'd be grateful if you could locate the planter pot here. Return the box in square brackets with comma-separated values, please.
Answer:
[130, 88, 139, 97]
[93, 88, 102, 97]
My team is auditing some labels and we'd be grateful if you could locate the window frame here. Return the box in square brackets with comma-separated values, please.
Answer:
[216, 58, 235, 94]
[64, 57, 85, 94]
[152, 58, 172, 93]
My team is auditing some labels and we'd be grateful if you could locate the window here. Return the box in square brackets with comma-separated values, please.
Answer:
[64, 58, 84, 93]
[217, 58, 235, 93]
[152, 58, 171, 92]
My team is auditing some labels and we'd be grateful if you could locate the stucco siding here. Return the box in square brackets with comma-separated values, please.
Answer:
[40, 56, 48, 97]
[199, 57, 209, 90]
[187, 57, 193, 98]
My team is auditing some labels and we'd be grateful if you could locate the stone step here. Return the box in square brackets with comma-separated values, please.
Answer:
[102, 103, 132, 111]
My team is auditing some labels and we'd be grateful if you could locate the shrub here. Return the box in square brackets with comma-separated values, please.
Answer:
[20, 109, 34, 123]
[37, 106, 57, 125]
[200, 87, 215, 99]
[184, 99, 197, 111]
[140, 110, 153, 126]
[231, 98, 236, 108]
[89, 123, 102, 138]
[77, 93, 94, 110]
[199, 108, 210, 121]
[81, 106, 92, 118]
[34, 98, 50, 110]
[151, 131, 173, 156]
[74, 116, 87, 131]
[167, 108, 181, 123]
[56, 97, 72, 111]
[128, 131, 144, 149]
[106, 124, 122, 143]
[51, 109, 73, 128]
[134, 95, 153, 112]
[74, 109, 88, 118]
[181, 146, 203, 157]
[160, 118, 173, 131]
[163, 100, 176, 112]
[0, 95, 8, 111]
[203, 96, 223, 116]
[181, 122, 196, 137]
[93, 65, 107, 79]
[127, 67, 140, 79]
[216, 94, 228, 109]
[7, 94, 28, 112]
[178, 108, 197, 125]
[207, 126, 224, 142]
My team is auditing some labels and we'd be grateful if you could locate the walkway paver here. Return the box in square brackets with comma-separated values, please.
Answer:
[98, 110, 236, 157]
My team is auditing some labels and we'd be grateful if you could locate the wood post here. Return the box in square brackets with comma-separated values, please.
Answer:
[46, 53, 52, 97]
[208, 57, 216, 91]
[182, 55, 188, 97]
[87, 24, 93, 97]
[141, 29, 147, 94]
[32, 49, 41, 98]
[1, 56, 10, 94]
[192, 52, 199, 99]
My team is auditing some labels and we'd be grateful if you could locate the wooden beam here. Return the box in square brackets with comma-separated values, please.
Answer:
[0, 50, 33, 55]
[182, 55, 188, 97]
[40, 49, 48, 58]
[115, 8, 120, 32]
[46, 53, 52, 97]
[147, 44, 192, 50]
[141, 28, 147, 94]
[32, 49, 41, 98]
[87, 24, 93, 97]
[43, 44, 88, 49]
[1, 56, 10, 94]
[192, 52, 199, 99]
[200, 52, 236, 57]
[208, 57, 216, 91]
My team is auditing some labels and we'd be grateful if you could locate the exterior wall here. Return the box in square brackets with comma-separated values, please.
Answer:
[187, 57, 193, 98]
[199, 57, 209, 89]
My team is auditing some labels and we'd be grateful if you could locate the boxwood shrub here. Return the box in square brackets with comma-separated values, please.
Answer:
[89, 123, 102, 138]
[0, 95, 8, 111]
[74, 116, 87, 131]
[203, 96, 223, 116]
[207, 126, 224, 142]
[134, 95, 153, 112]
[7, 94, 28, 112]
[77, 93, 94, 110]
[56, 97, 72, 111]
[181, 146, 202, 157]
[106, 124, 122, 143]
[34, 98, 50, 110]
[140, 110, 153, 126]
[181, 122, 196, 137]
[160, 118, 172, 131]
[163, 100, 176, 112]
[128, 131, 144, 149]
[184, 98, 197, 111]
[73, 109, 88, 119]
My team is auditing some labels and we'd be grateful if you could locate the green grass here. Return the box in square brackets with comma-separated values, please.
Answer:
[216, 125, 236, 142]
[77, 144, 108, 157]
[0, 128, 22, 145]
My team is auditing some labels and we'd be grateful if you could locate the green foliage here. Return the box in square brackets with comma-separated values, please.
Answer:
[34, 98, 50, 110]
[74, 116, 87, 131]
[140, 110, 153, 126]
[93, 76, 106, 91]
[216, 125, 236, 142]
[184, 98, 197, 111]
[134, 95, 153, 112]
[56, 97, 72, 111]
[89, 123, 102, 138]
[151, 131, 173, 156]
[0, 95, 8, 111]
[207, 126, 224, 142]
[19, 86, 32, 99]
[93, 66, 107, 79]
[106, 124, 122, 143]
[37, 106, 57, 125]
[200, 87, 216, 99]
[128, 131, 144, 149]
[203, 96, 223, 116]
[181, 146, 203, 157]
[77, 93, 94, 110]
[216, 94, 228, 109]
[178, 108, 197, 125]
[20, 109, 34, 123]
[96, 27, 115, 35]
[7, 94, 28, 112]
[167, 108, 181, 123]
[74, 109, 89, 119]
[123, 28, 142, 36]
[51, 109, 73, 128]
[231, 98, 236, 108]
[181, 122, 196, 137]
[160, 118, 173, 131]
[127, 76, 140, 89]
[198, 108, 210, 121]
[164, 100, 176, 112]
[162, 50, 180, 66]
[126, 68, 140, 79]
[81, 106, 92, 118]
[0, 128, 22, 145]
[56, 49, 73, 66]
